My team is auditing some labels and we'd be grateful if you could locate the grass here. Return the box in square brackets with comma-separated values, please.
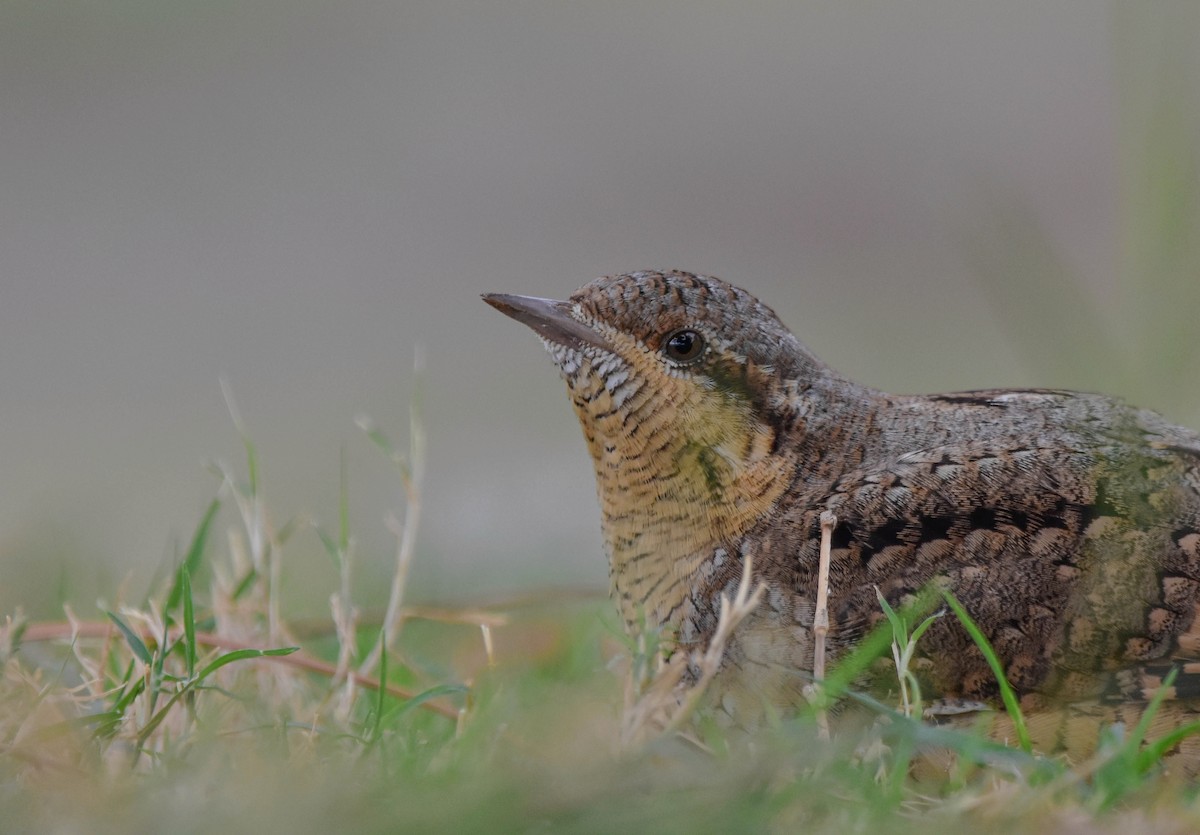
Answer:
[6, 396, 1200, 835]
[3, 13, 1200, 828]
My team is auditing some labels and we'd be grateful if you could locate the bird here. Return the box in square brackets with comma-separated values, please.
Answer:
[483, 269, 1200, 764]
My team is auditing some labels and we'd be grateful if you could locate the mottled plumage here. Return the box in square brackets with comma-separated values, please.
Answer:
[485, 270, 1200, 764]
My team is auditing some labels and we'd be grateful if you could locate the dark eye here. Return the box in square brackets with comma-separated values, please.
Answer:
[662, 329, 706, 364]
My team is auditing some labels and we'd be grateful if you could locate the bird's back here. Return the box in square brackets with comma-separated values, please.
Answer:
[735, 386, 1200, 711]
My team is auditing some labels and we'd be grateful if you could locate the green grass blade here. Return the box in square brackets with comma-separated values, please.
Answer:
[339, 444, 350, 554]
[807, 620, 894, 710]
[106, 612, 152, 665]
[909, 611, 942, 646]
[245, 436, 259, 495]
[875, 589, 905, 637]
[147, 614, 170, 716]
[358, 417, 411, 478]
[1091, 665, 1193, 783]
[1126, 665, 1177, 752]
[367, 629, 388, 744]
[182, 568, 197, 679]
[232, 567, 259, 601]
[135, 645, 301, 748]
[107, 659, 138, 710]
[383, 683, 469, 724]
[113, 678, 146, 713]
[941, 590, 1032, 753]
[166, 498, 220, 613]
[97, 671, 145, 740]
[275, 515, 300, 547]
[1139, 718, 1200, 770]
[818, 586, 941, 703]
[34, 711, 124, 741]
[1089, 672, 1184, 808]
[315, 527, 341, 568]
[194, 646, 299, 681]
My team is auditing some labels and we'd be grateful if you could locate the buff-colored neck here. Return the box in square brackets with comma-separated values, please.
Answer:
[565, 361, 791, 634]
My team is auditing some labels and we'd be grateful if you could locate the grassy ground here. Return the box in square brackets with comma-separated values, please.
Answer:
[5, 21, 1200, 822]
[6, 407, 1200, 835]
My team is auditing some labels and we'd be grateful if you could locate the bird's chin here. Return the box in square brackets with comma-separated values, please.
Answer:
[542, 339, 585, 376]
[541, 339, 615, 379]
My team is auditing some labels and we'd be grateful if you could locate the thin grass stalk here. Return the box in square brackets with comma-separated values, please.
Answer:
[811, 511, 835, 739]
[359, 352, 426, 679]
[621, 550, 765, 746]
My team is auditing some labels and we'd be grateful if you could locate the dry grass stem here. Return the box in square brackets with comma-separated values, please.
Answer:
[0, 378, 474, 789]
[806, 510, 836, 740]
[330, 538, 360, 722]
[480, 624, 496, 668]
[218, 606, 510, 640]
[397, 606, 509, 628]
[812, 511, 836, 681]
[16, 620, 461, 721]
[621, 550, 766, 747]
[358, 354, 426, 680]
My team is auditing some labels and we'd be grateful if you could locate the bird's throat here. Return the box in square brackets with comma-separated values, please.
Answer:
[563, 356, 791, 634]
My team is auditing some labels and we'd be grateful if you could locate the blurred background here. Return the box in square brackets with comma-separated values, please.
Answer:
[2, 2, 1198, 616]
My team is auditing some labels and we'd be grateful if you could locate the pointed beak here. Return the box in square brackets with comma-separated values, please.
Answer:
[483, 293, 615, 354]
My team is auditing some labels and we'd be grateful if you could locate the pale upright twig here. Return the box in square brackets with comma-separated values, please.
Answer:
[809, 510, 836, 740]
[330, 543, 359, 721]
[621, 550, 766, 747]
[219, 378, 287, 646]
[358, 350, 426, 679]
[813, 510, 836, 681]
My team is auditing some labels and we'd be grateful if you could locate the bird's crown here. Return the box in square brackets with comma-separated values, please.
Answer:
[566, 270, 812, 384]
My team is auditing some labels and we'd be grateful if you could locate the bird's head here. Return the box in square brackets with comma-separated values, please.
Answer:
[484, 270, 821, 563]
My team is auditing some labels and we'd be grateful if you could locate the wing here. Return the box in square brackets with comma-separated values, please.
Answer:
[770, 436, 1200, 704]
